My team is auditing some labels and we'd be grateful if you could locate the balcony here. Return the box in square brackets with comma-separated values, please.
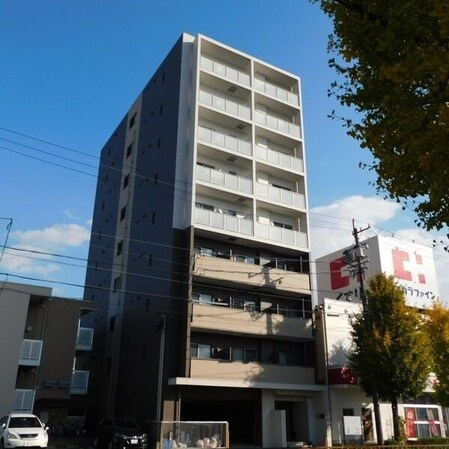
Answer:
[201, 55, 250, 86]
[255, 183, 305, 209]
[12, 389, 35, 412]
[70, 370, 89, 395]
[254, 78, 299, 107]
[256, 223, 308, 249]
[196, 165, 252, 195]
[200, 89, 251, 121]
[195, 208, 253, 236]
[255, 110, 301, 139]
[197, 125, 251, 156]
[19, 339, 43, 366]
[190, 358, 315, 386]
[255, 144, 303, 172]
[76, 327, 94, 351]
[193, 254, 310, 294]
[192, 303, 312, 339]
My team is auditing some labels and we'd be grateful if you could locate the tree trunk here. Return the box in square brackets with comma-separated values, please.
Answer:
[392, 396, 399, 441]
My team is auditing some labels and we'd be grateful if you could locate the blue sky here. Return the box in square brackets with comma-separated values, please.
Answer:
[1, 0, 448, 300]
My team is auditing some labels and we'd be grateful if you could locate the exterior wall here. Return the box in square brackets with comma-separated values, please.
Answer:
[0, 284, 37, 415]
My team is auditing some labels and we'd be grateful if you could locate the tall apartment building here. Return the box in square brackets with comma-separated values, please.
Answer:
[83, 33, 324, 447]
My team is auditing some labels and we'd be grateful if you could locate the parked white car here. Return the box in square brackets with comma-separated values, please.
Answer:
[0, 413, 48, 448]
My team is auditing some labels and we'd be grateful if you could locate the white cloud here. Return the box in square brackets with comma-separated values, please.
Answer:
[310, 195, 400, 258]
[12, 223, 90, 249]
[0, 223, 90, 285]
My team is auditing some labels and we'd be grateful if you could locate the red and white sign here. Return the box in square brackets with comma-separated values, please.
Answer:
[316, 235, 439, 308]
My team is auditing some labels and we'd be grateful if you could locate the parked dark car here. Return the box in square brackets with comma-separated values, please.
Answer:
[94, 418, 148, 449]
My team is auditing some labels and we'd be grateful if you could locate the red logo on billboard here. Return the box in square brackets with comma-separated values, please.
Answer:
[330, 257, 350, 290]
[392, 249, 426, 284]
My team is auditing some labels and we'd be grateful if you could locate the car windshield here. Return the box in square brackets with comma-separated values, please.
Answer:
[9, 417, 41, 428]
[113, 419, 138, 429]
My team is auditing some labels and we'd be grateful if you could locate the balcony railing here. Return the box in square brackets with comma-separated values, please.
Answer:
[196, 165, 252, 194]
[255, 144, 303, 172]
[192, 303, 313, 339]
[195, 208, 253, 236]
[201, 55, 250, 86]
[12, 389, 35, 412]
[256, 223, 308, 248]
[19, 339, 43, 366]
[190, 358, 315, 385]
[255, 110, 301, 139]
[197, 125, 251, 156]
[76, 327, 94, 351]
[255, 183, 305, 209]
[254, 78, 299, 106]
[70, 370, 89, 395]
[200, 90, 251, 121]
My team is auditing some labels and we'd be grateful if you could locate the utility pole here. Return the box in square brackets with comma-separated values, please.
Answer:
[346, 219, 383, 445]
[156, 314, 166, 422]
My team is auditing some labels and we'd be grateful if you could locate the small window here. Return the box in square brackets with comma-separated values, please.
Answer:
[123, 174, 129, 189]
[245, 348, 257, 362]
[113, 276, 121, 292]
[343, 408, 354, 416]
[109, 316, 116, 332]
[195, 202, 214, 211]
[116, 240, 123, 256]
[273, 221, 293, 230]
[157, 138, 161, 148]
[126, 143, 133, 158]
[191, 343, 211, 359]
[120, 206, 127, 221]
[159, 104, 163, 115]
[232, 347, 244, 362]
[129, 112, 137, 129]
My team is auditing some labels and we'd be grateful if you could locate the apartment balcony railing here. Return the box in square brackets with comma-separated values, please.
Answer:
[255, 144, 304, 172]
[19, 339, 43, 366]
[200, 90, 251, 121]
[192, 303, 313, 339]
[256, 223, 308, 249]
[255, 110, 301, 139]
[197, 125, 251, 156]
[190, 358, 315, 386]
[76, 327, 94, 351]
[254, 78, 299, 106]
[255, 182, 305, 209]
[195, 208, 253, 236]
[193, 254, 311, 294]
[201, 55, 251, 86]
[70, 370, 89, 395]
[12, 389, 35, 412]
[196, 165, 252, 195]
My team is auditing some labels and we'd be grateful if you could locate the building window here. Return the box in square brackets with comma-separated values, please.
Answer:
[157, 138, 161, 148]
[116, 240, 123, 256]
[343, 408, 354, 416]
[273, 221, 293, 230]
[120, 206, 127, 221]
[113, 276, 121, 292]
[195, 202, 214, 211]
[159, 104, 163, 115]
[129, 112, 137, 129]
[232, 347, 257, 362]
[194, 246, 214, 256]
[192, 293, 213, 304]
[109, 316, 116, 332]
[126, 143, 133, 158]
[404, 406, 442, 439]
[123, 174, 129, 189]
[190, 343, 211, 359]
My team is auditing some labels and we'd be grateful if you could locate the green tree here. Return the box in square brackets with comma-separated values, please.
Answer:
[349, 273, 432, 441]
[313, 0, 449, 230]
[425, 300, 449, 406]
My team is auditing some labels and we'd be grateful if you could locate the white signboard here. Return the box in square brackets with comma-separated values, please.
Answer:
[316, 235, 439, 309]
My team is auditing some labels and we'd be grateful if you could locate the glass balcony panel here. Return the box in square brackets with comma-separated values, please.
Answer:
[282, 190, 294, 205]
[211, 213, 225, 229]
[227, 101, 238, 115]
[196, 165, 210, 183]
[266, 83, 276, 97]
[71, 370, 89, 395]
[200, 56, 213, 71]
[283, 228, 295, 245]
[225, 173, 238, 190]
[278, 119, 289, 134]
[19, 339, 43, 366]
[226, 215, 238, 232]
[255, 111, 266, 126]
[267, 115, 278, 129]
[196, 208, 210, 226]
[213, 96, 225, 111]
[199, 90, 212, 106]
[271, 226, 283, 242]
[214, 61, 226, 76]
[255, 79, 264, 91]
[269, 187, 282, 203]
[212, 131, 225, 147]
[12, 389, 35, 412]
[227, 67, 238, 82]
[258, 222, 270, 239]
[239, 73, 250, 85]
[278, 153, 291, 169]
[198, 126, 212, 142]
[239, 218, 253, 235]
[76, 327, 94, 351]
[277, 88, 288, 102]
[238, 105, 251, 120]
[290, 123, 301, 138]
[211, 170, 225, 186]
[240, 178, 252, 194]
[240, 140, 251, 155]
[225, 135, 238, 151]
